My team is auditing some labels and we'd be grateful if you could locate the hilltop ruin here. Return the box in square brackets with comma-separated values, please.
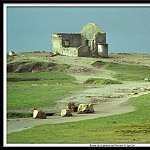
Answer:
[52, 23, 108, 58]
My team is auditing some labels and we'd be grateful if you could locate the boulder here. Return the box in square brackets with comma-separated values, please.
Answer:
[61, 109, 72, 117]
[77, 103, 94, 114]
[33, 109, 46, 119]
[144, 78, 149, 82]
[67, 102, 78, 112]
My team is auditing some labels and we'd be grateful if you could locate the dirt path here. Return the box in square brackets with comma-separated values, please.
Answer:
[7, 81, 150, 134]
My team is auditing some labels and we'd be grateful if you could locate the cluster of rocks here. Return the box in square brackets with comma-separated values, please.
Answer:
[33, 102, 95, 119]
[60, 102, 94, 117]
[118, 87, 150, 95]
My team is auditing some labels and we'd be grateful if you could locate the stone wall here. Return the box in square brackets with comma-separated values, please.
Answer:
[94, 32, 108, 58]
[78, 45, 92, 57]
[97, 44, 108, 58]
[52, 34, 63, 54]
[60, 33, 81, 47]
[62, 47, 78, 56]
[52, 33, 81, 55]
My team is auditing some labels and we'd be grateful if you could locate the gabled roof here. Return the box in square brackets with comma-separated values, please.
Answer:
[81, 23, 105, 33]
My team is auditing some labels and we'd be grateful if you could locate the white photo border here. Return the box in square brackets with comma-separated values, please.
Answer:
[3, 3, 150, 147]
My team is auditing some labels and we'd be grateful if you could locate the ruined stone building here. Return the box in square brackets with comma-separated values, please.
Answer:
[52, 23, 108, 58]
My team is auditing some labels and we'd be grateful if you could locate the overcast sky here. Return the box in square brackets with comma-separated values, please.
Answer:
[6, 4, 150, 54]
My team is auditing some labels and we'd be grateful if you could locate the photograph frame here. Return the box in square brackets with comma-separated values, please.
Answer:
[3, 1, 150, 148]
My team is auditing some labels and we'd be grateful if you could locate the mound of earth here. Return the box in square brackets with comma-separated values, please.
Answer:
[7, 61, 70, 73]
[91, 60, 106, 68]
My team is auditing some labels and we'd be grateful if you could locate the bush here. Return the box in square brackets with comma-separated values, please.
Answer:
[83, 78, 122, 85]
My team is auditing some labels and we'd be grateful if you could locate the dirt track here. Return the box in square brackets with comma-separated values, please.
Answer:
[7, 81, 150, 134]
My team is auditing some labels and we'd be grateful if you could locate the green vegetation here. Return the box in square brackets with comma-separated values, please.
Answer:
[7, 112, 32, 118]
[48, 64, 70, 72]
[7, 94, 150, 143]
[83, 78, 122, 85]
[7, 72, 84, 111]
[107, 63, 150, 81]
[91, 61, 150, 81]
[7, 55, 15, 62]
[7, 71, 74, 82]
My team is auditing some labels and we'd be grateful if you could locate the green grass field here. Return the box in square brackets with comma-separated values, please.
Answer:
[107, 63, 150, 81]
[7, 94, 150, 144]
[7, 63, 150, 111]
[7, 72, 84, 111]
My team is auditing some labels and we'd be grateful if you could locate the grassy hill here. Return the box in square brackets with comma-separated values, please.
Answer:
[6, 52, 150, 144]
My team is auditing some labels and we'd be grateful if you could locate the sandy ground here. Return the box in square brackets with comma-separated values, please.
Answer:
[6, 53, 150, 134]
